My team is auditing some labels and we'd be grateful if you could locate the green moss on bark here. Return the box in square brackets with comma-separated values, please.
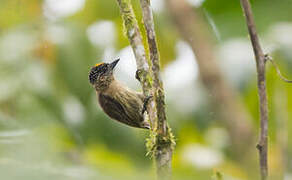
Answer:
[146, 126, 175, 158]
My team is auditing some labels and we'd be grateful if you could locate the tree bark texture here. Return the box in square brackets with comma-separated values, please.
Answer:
[239, 0, 268, 179]
[139, 0, 174, 179]
[116, 0, 156, 127]
[116, 0, 175, 179]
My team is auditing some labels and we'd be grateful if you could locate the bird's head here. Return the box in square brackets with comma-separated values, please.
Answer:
[89, 59, 120, 91]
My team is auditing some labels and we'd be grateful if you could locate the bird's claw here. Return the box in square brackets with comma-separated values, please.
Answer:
[142, 95, 153, 114]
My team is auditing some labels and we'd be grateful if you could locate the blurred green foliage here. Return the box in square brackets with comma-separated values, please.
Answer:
[0, 0, 292, 179]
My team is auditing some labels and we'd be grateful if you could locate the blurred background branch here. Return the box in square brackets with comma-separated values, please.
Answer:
[166, 0, 255, 158]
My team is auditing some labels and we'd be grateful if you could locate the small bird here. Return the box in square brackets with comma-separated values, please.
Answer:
[88, 59, 150, 129]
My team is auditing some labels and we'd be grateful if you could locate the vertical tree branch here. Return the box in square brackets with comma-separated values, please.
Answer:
[166, 0, 255, 157]
[116, 0, 156, 127]
[116, 0, 175, 179]
[139, 0, 174, 179]
[239, 0, 268, 179]
[139, 0, 166, 135]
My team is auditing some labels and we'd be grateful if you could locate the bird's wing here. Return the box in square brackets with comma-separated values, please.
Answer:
[98, 93, 141, 128]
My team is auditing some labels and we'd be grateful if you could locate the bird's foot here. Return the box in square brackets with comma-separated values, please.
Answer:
[135, 69, 142, 82]
[142, 95, 153, 114]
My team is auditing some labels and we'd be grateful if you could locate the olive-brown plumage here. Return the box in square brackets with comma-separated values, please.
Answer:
[89, 59, 149, 129]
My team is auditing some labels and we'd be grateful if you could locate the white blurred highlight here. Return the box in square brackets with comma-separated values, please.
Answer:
[269, 22, 292, 47]
[284, 173, 292, 180]
[43, 0, 85, 20]
[46, 25, 69, 44]
[151, 0, 165, 12]
[186, 0, 205, 7]
[0, 130, 31, 138]
[164, 41, 198, 90]
[218, 39, 256, 84]
[114, 46, 140, 90]
[182, 144, 223, 169]
[164, 41, 201, 113]
[63, 97, 85, 125]
[87, 21, 116, 48]
[0, 32, 35, 62]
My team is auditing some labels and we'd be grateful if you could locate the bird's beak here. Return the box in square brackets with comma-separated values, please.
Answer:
[109, 58, 120, 70]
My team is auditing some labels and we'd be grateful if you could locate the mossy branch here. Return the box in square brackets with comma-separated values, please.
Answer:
[116, 0, 175, 179]
[116, 0, 156, 128]
[139, 0, 175, 179]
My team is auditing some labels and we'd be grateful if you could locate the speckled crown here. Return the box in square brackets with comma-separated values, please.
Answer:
[88, 63, 108, 84]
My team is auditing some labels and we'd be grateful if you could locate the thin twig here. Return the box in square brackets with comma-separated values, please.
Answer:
[239, 0, 268, 179]
[139, 0, 174, 179]
[264, 55, 292, 83]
